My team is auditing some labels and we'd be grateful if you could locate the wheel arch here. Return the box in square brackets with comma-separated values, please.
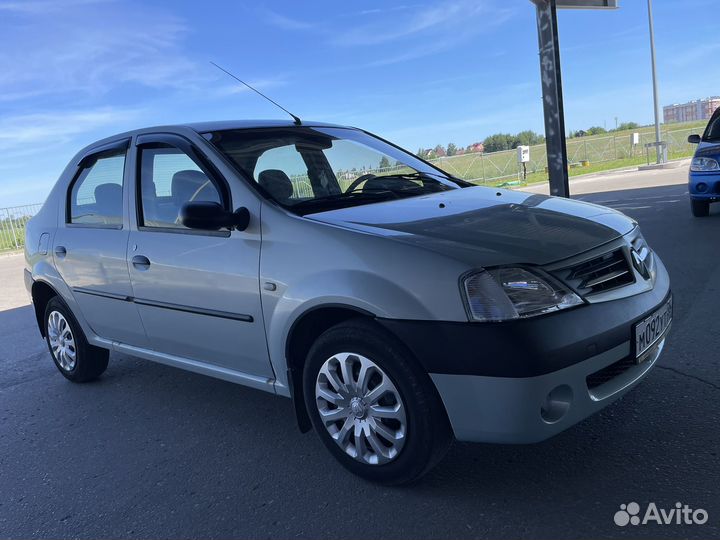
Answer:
[284, 303, 375, 433]
[31, 279, 60, 337]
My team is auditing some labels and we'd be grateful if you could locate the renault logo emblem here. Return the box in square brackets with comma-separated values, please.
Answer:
[631, 249, 650, 280]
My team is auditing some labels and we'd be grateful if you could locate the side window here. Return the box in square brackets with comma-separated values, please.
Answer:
[254, 145, 313, 200]
[69, 151, 126, 226]
[138, 146, 225, 229]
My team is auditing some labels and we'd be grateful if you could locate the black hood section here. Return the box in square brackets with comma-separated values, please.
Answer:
[310, 187, 636, 266]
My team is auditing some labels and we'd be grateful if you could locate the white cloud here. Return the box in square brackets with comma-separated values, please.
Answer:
[0, 3, 201, 102]
[258, 8, 315, 31]
[0, 0, 113, 13]
[333, 0, 511, 47]
[0, 108, 143, 151]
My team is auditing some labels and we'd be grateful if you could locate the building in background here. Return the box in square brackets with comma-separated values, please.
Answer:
[663, 97, 720, 124]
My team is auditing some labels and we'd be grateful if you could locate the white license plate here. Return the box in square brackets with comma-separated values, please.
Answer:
[634, 296, 672, 360]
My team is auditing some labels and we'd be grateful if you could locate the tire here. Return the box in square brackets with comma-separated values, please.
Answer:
[691, 199, 710, 217]
[44, 296, 109, 382]
[303, 318, 452, 485]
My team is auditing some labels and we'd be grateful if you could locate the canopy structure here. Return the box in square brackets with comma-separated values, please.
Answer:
[530, 0, 618, 197]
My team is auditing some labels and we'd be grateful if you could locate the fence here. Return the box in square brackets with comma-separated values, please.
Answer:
[0, 203, 43, 253]
[427, 126, 697, 184]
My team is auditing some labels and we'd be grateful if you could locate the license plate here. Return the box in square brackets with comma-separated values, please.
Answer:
[634, 296, 672, 360]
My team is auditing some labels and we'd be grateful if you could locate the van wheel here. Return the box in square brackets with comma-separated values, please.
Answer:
[303, 319, 452, 485]
[44, 296, 109, 382]
[691, 199, 709, 217]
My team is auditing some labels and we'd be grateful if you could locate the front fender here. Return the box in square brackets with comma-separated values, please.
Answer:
[262, 270, 436, 393]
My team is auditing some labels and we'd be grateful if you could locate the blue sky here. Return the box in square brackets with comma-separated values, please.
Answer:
[1, 0, 718, 206]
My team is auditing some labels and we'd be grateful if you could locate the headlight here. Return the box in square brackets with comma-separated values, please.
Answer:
[462, 267, 583, 322]
[690, 157, 720, 171]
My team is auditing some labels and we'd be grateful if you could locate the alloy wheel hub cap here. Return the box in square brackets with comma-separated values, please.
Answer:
[350, 397, 367, 419]
[315, 352, 407, 466]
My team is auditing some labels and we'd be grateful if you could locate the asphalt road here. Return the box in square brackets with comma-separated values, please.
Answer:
[1, 168, 719, 539]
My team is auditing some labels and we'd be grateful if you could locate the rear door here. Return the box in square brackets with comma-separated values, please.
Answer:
[126, 133, 272, 379]
[52, 139, 148, 347]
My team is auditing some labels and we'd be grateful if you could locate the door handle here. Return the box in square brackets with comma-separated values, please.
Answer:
[54, 245, 67, 258]
[131, 255, 151, 270]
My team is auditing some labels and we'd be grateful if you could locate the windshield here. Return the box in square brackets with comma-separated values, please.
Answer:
[205, 127, 464, 214]
[703, 110, 720, 142]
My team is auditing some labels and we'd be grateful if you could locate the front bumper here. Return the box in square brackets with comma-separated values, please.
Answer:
[430, 333, 667, 443]
[689, 172, 720, 201]
[377, 256, 671, 443]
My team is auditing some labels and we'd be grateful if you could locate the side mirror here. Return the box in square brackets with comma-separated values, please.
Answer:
[688, 134, 702, 144]
[180, 202, 250, 231]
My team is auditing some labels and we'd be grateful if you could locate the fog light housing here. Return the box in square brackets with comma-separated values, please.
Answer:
[540, 385, 573, 424]
[696, 182, 708, 193]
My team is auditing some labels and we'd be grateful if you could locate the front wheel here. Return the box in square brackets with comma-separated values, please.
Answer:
[303, 319, 452, 485]
[44, 296, 109, 382]
[691, 199, 710, 217]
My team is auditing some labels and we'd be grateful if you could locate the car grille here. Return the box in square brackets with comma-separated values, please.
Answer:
[586, 355, 636, 389]
[561, 249, 635, 296]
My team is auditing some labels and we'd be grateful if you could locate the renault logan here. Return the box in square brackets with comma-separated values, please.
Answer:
[25, 120, 672, 484]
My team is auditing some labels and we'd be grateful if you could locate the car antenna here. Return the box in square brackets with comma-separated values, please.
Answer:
[210, 61, 301, 126]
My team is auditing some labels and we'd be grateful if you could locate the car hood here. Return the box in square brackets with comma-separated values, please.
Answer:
[694, 140, 720, 158]
[308, 186, 636, 267]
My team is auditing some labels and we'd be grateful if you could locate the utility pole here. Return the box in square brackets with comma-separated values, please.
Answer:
[647, 0, 663, 163]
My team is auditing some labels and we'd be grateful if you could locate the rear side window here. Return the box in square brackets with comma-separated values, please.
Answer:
[69, 152, 126, 226]
[138, 146, 225, 229]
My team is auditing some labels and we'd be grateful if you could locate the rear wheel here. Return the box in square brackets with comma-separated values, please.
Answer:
[303, 319, 452, 485]
[44, 296, 109, 382]
[691, 199, 710, 217]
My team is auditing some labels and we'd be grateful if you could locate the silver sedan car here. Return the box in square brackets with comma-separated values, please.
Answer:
[25, 120, 672, 484]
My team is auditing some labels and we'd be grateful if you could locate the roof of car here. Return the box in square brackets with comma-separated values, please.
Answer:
[74, 119, 358, 159]
[183, 119, 351, 132]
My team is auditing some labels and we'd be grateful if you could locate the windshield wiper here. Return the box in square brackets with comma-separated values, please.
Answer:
[289, 189, 397, 210]
[371, 171, 463, 188]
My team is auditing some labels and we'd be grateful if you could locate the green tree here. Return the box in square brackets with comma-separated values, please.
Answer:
[446, 142, 457, 156]
[586, 126, 607, 135]
[616, 121, 640, 131]
[378, 156, 391, 169]
[483, 133, 515, 153]
[515, 130, 544, 147]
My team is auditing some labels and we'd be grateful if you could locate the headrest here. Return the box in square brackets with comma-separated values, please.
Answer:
[94, 183, 122, 214]
[171, 169, 210, 202]
[258, 169, 294, 201]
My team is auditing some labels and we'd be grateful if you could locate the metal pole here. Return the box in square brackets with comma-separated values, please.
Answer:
[533, 0, 570, 197]
[647, 0, 663, 163]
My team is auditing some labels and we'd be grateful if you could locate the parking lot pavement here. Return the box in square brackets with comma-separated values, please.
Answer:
[0, 253, 29, 311]
[1, 177, 719, 539]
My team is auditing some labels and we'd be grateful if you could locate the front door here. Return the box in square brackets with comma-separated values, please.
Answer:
[126, 134, 272, 379]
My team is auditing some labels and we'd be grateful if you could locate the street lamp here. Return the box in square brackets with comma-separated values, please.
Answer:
[646, 0, 663, 164]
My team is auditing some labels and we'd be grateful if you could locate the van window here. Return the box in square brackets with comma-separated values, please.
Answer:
[69, 152, 126, 226]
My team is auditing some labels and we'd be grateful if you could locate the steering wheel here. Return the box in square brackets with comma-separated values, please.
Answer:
[345, 173, 377, 194]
